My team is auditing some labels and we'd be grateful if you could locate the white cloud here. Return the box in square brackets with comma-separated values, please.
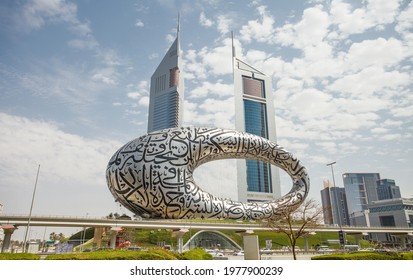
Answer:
[216, 14, 232, 34]
[199, 11, 213, 27]
[148, 53, 159, 60]
[274, 5, 329, 49]
[343, 37, 408, 73]
[282, 88, 334, 121]
[135, 19, 144, 27]
[371, 127, 389, 134]
[185, 37, 235, 79]
[91, 68, 118, 85]
[395, 0, 413, 34]
[392, 104, 413, 117]
[19, 0, 95, 47]
[0, 113, 120, 215]
[327, 67, 410, 97]
[126, 80, 149, 108]
[127, 92, 141, 99]
[194, 159, 238, 200]
[166, 33, 175, 43]
[190, 81, 233, 98]
[67, 38, 98, 50]
[329, 0, 402, 38]
[184, 97, 234, 129]
[0, 60, 111, 105]
[239, 5, 275, 43]
[381, 133, 403, 140]
[138, 96, 150, 107]
[20, 0, 77, 30]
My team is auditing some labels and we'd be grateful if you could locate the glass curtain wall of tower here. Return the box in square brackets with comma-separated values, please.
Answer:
[377, 179, 401, 200]
[243, 86, 272, 194]
[233, 57, 280, 202]
[343, 173, 380, 214]
[320, 182, 350, 226]
[342, 173, 380, 226]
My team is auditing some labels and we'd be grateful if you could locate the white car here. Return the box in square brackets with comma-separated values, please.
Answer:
[233, 250, 244, 256]
[317, 246, 334, 252]
[209, 252, 224, 257]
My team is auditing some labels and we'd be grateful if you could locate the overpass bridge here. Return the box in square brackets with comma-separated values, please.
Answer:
[1, 215, 412, 252]
[1, 214, 413, 233]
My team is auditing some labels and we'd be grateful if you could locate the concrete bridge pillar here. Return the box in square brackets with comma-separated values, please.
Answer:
[1, 225, 17, 253]
[243, 235, 260, 260]
[391, 233, 409, 249]
[401, 236, 406, 249]
[172, 229, 188, 253]
[109, 227, 122, 249]
[93, 227, 104, 248]
[347, 232, 368, 247]
[235, 230, 258, 260]
[304, 232, 316, 252]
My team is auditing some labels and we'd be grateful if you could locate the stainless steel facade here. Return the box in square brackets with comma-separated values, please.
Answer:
[106, 127, 309, 220]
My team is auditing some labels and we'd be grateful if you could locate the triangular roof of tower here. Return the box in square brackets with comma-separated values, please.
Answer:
[234, 57, 266, 76]
[151, 15, 181, 78]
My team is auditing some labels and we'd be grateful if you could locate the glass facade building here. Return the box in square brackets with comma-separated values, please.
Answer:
[147, 20, 184, 133]
[377, 179, 401, 200]
[342, 173, 381, 226]
[320, 181, 349, 226]
[342, 173, 380, 214]
[233, 56, 280, 202]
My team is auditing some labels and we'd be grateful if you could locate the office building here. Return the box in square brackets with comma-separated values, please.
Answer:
[343, 173, 380, 209]
[320, 180, 349, 226]
[233, 41, 281, 202]
[367, 198, 413, 244]
[147, 18, 184, 133]
[377, 179, 401, 200]
[342, 173, 381, 226]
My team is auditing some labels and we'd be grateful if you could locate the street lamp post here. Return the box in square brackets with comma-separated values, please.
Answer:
[326, 161, 345, 246]
[326, 161, 337, 188]
[23, 164, 40, 253]
[326, 162, 339, 222]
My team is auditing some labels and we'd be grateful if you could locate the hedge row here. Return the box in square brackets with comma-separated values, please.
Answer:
[44, 248, 213, 260]
[0, 253, 41, 260]
[312, 251, 413, 260]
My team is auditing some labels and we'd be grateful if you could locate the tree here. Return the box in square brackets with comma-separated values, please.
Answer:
[106, 212, 120, 219]
[49, 232, 67, 243]
[263, 198, 324, 260]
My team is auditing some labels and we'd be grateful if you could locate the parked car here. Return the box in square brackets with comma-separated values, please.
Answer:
[233, 250, 244, 256]
[206, 249, 224, 257]
[209, 251, 224, 257]
[317, 246, 334, 253]
[260, 249, 273, 254]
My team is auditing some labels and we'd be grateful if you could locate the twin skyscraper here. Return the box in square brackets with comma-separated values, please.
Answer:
[147, 17, 281, 203]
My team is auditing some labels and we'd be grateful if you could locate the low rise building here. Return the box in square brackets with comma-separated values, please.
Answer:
[367, 198, 413, 246]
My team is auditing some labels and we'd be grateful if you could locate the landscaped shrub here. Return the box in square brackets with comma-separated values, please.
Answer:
[181, 248, 213, 260]
[400, 252, 413, 260]
[45, 249, 176, 260]
[137, 249, 180, 260]
[0, 253, 40, 260]
[312, 251, 405, 260]
[45, 248, 211, 260]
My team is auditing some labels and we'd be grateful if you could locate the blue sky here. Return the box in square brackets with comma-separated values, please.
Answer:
[0, 0, 412, 239]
